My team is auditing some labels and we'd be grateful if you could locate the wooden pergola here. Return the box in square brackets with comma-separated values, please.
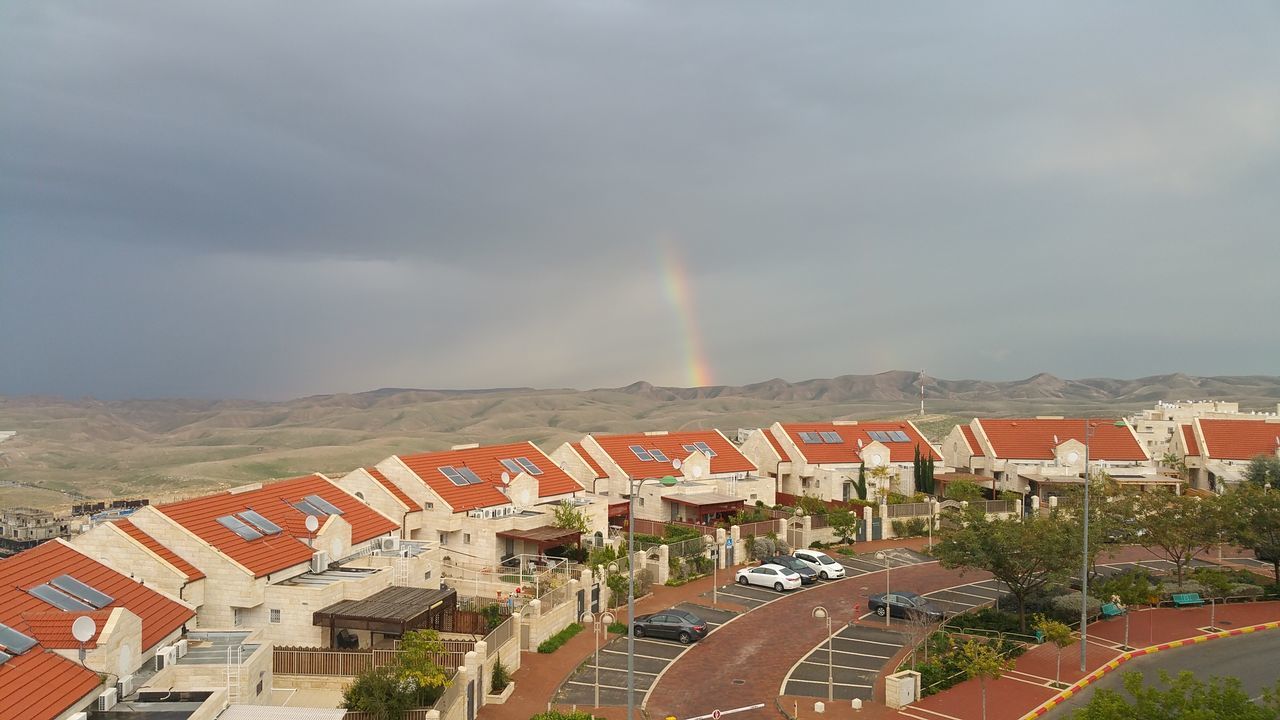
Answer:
[313, 586, 456, 647]
[496, 525, 582, 553]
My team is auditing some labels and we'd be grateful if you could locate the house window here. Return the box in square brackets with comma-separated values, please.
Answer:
[256, 680, 264, 696]
[463, 533, 471, 544]
[750, 494, 758, 500]
[233, 608, 244, 627]
[269, 608, 281, 624]
[638, 498, 645, 507]
[425, 502, 434, 510]
[439, 533, 448, 546]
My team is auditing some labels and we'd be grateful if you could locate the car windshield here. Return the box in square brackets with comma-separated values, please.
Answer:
[816, 553, 838, 565]
[907, 596, 928, 607]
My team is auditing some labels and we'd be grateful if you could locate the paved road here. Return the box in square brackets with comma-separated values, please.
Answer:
[1045, 629, 1280, 717]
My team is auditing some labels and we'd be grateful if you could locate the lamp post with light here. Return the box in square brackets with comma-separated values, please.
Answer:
[625, 461, 680, 720]
[876, 551, 890, 627]
[581, 609, 616, 707]
[812, 605, 834, 701]
[1079, 418, 1127, 672]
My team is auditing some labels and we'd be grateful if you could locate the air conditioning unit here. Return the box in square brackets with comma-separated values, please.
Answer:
[467, 510, 483, 518]
[311, 551, 330, 574]
[98, 687, 118, 711]
[118, 674, 135, 697]
[175, 639, 189, 658]
[380, 537, 399, 552]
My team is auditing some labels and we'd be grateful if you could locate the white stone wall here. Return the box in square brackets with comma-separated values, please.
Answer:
[548, 443, 605, 495]
[71, 522, 197, 609]
[337, 467, 424, 538]
[738, 428, 782, 478]
[144, 640, 274, 705]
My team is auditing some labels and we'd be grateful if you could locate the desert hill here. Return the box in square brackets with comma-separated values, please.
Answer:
[2, 371, 1278, 510]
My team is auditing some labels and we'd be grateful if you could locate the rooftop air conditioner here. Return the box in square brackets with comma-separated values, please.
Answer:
[175, 639, 189, 658]
[118, 674, 135, 698]
[380, 537, 399, 552]
[98, 688, 118, 711]
[311, 551, 330, 574]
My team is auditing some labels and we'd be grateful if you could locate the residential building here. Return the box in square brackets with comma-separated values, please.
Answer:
[742, 421, 939, 502]
[573, 430, 773, 523]
[369, 442, 604, 566]
[0, 507, 73, 557]
[1127, 400, 1280, 459]
[942, 417, 1166, 501]
[1175, 416, 1280, 490]
[71, 474, 434, 649]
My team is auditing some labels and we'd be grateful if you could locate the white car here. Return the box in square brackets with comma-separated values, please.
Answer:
[735, 563, 803, 592]
[792, 550, 846, 580]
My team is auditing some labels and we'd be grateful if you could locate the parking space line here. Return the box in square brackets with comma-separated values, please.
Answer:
[584, 664, 659, 676]
[567, 680, 633, 691]
[824, 646, 894, 660]
[600, 648, 672, 661]
[798, 659, 879, 673]
[832, 636, 904, 649]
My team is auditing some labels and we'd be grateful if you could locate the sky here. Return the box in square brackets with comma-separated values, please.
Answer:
[2, 2, 1278, 400]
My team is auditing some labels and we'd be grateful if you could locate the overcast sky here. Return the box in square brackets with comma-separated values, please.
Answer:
[2, 2, 1278, 400]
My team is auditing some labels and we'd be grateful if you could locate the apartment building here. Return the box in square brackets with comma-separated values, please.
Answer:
[572, 430, 772, 523]
[1127, 400, 1280, 458]
[368, 442, 604, 566]
[1174, 417, 1280, 490]
[0, 507, 73, 557]
[942, 417, 1165, 500]
[742, 421, 939, 502]
[72, 474, 434, 649]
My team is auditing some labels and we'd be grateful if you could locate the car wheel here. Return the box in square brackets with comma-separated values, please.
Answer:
[875, 606, 887, 617]
[737, 576, 748, 586]
[820, 571, 829, 580]
[633, 626, 645, 638]
[774, 582, 784, 592]
[678, 631, 692, 645]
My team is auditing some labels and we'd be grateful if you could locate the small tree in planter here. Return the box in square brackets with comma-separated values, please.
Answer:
[829, 509, 858, 544]
[488, 659, 512, 700]
[959, 640, 1014, 720]
[1033, 614, 1074, 688]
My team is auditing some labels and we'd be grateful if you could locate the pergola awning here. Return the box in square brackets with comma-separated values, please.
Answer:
[496, 525, 582, 551]
[663, 493, 744, 514]
[313, 586, 456, 640]
[607, 502, 630, 519]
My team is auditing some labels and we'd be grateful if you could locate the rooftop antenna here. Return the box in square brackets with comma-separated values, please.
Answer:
[72, 616, 96, 666]
[919, 370, 926, 416]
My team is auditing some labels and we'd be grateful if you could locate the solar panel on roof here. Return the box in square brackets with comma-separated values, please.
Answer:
[457, 467, 484, 485]
[0, 650, 10, 666]
[499, 459, 524, 475]
[50, 575, 114, 609]
[29, 584, 94, 611]
[0, 623, 37, 655]
[237, 510, 283, 536]
[439, 466, 468, 486]
[303, 494, 345, 515]
[890, 431, 911, 442]
[682, 444, 698, 454]
[819, 431, 843, 444]
[216, 515, 264, 541]
[799, 432, 822, 444]
[629, 445, 654, 461]
[694, 441, 717, 457]
[294, 500, 325, 517]
[515, 457, 543, 475]
[647, 449, 669, 463]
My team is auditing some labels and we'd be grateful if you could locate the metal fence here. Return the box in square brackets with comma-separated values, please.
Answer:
[485, 615, 516, 650]
[887, 502, 932, 519]
[984, 499, 1016, 515]
[273, 643, 473, 676]
[345, 710, 436, 720]
[432, 669, 468, 713]
[738, 519, 781, 537]
[665, 536, 707, 558]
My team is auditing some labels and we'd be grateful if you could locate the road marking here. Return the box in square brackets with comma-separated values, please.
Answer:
[786, 677, 873, 689]
[831, 635, 904, 649]
[583, 663, 658, 676]
[798, 659, 881, 672]
[601, 648, 671, 661]
[824, 646, 894, 660]
[684, 703, 766, 720]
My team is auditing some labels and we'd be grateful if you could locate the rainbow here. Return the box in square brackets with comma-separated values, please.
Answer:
[660, 242, 714, 387]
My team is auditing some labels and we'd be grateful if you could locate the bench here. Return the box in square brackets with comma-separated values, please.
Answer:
[1100, 603, 1126, 618]
[1171, 593, 1205, 607]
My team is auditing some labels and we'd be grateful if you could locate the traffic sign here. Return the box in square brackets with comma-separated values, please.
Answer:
[725, 538, 733, 548]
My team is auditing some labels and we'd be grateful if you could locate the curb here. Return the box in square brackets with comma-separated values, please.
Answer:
[1018, 619, 1280, 718]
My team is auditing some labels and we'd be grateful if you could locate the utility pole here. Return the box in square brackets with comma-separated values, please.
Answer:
[919, 370, 925, 416]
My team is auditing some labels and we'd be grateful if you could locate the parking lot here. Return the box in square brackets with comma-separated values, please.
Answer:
[782, 623, 907, 700]
[554, 601, 739, 707]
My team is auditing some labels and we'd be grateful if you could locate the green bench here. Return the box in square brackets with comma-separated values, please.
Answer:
[1100, 603, 1126, 618]
[1171, 592, 1205, 607]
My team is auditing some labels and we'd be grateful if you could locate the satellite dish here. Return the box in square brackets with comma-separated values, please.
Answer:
[691, 466, 703, 479]
[501, 472, 511, 485]
[305, 515, 319, 533]
[72, 616, 96, 643]
[857, 439, 864, 449]
[672, 458, 682, 470]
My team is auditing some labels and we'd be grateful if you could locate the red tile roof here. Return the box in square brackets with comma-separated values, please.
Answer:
[974, 418, 1146, 461]
[779, 422, 940, 465]
[396, 443, 583, 512]
[960, 425, 982, 456]
[15, 609, 114, 648]
[571, 443, 607, 479]
[1181, 424, 1200, 457]
[156, 474, 398, 578]
[0, 541, 193, 651]
[763, 431, 788, 460]
[590, 430, 756, 477]
[114, 519, 206, 581]
[1198, 418, 1280, 460]
[367, 467, 415, 509]
[0, 646, 100, 720]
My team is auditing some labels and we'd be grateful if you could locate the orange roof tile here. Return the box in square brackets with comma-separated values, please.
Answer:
[0, 646, 100, 720]
[15, 609, 113, 649]
[367, 467, 415, 509]
[974, 418, 1146, 461]
[1181, 424, 1200, 457]
[397, 443, 583, 512]
[960, 425, 982, 456]
[1198, 418, 1280, 460]
[779, 422, 940, 465]
[570, 443, 607, 479]
[156, 474, 398, 578]
[764, 431, 788, 460]
[114, 519, 206, 581]
[591, 430, 756, 478]
[0, 541, 193, 651]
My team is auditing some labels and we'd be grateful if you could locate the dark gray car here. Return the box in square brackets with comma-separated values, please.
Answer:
[868, 591, 945, 621]
[631, 609, 709, 644]
[763, 555, 818, 585]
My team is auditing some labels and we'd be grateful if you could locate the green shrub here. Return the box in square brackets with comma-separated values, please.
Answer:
[1050, 592, 1101, 621]
[480, 604, 505, 631]
[1091, 568, 1158, 606]
[490, 660, 510, 693]
[835, 546, 856, 556]
[531, 712, 595, 720]
[891, 518, 928, 537]
[537, 623, 584, 653]
[663, 524, 702, 541]
[607, 622, 627, 634]
[1191, 568, 1235, 599]
[947, 608, 1022, 635]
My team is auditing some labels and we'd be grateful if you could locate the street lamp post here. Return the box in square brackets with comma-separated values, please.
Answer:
[876, 551, 890, 627]
[1080, 418, 1126, 673]
[625, 464, 679, 720]
[582, 610, 616, 707]
[926, 498, 934, 550]
[812, 606, 834, 702]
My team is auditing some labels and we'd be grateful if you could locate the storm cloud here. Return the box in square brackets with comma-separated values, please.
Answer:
[2, 2, 1278, 399]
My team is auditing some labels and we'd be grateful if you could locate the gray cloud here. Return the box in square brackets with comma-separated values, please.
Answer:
[2, 1, 1278, 399]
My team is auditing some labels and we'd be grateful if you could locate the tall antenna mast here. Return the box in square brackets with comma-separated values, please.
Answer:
[919, 369, 925, 416]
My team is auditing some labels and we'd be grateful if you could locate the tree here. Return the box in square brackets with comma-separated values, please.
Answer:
[1222, 483, 1280, 583]
[552, 500, 590, 537]
[855, 464, 868, 501]
[1033, 614, 1074, 687]
[342, 630, 450, 718]
[1160, 452, 1188, 480]
[935, 512, 1078, 631]
[924, 454, 936, 494]
[1056, 471, 1135, 578]
[828, 508, 857, 544]
[945, 479, 985, 502]
[1071, 670, 1280, 720]
[1133, 492, 1221, 586]
[1246, 454, 1280, 488]
[959, 640, 1014, 720]
[914, 445, 923, 494]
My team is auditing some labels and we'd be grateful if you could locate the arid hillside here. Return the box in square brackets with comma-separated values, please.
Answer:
[2, 371, 1277, 510]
